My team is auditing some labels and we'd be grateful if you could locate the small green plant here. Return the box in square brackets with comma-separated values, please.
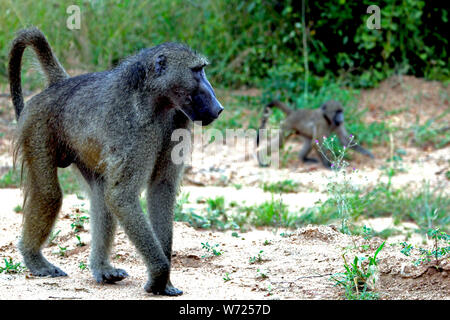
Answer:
[332, 241, 385, 300]
[279, 232, 293, 238]
[400, 242, 414, 257]
[75, 234, 86, 247]
[265, 284, 273, 296]
[263, 239, 272, 246]
[70, 214, 89, 233]
[13, 205, 22, 213]
[79, 261, 88, 270]
[249, 250, 264, 264]
[382, 149, 407, 180]
[400, 228, 450, 267]
[0, 258, 26, 274]
[57, 245, 68, 257]
[201, 242, 223, 258]
[315, 135, 360, 234]
[256, 268, 269, 279]
[223, 272, 231, 282]
[361, 226, 373, 241]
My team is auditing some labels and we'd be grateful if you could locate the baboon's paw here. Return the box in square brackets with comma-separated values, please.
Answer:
[30, 265, 68, 277]
[144, 282, 183, 296]
[93, 268, 129, 284]
[303, 157, 319, 163]
[162, 285, 183, 296]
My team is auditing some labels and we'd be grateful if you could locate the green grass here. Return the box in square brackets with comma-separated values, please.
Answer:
[70, 213, 89, 233]
[331, 241, 385, 300]
[0, 0, 236, 87]
[0, 167, 81, 196]
[0, 258, 26, 274]
[201, 242, 223, 258]
[58, 168, 81, 195]
[409, 112, 450, 149]
[261, 180, 301, 193]
[238, 198, 296, 228]
[170, 179, 449, 237]
[0, 169, 21, 188]
[296, 182, 450, 235]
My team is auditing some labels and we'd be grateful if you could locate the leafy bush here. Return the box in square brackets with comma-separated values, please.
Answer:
[0, 1, 447, 90]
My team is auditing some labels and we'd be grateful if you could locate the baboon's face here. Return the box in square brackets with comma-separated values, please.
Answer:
[138, 44, 223, 125]
[321, 101, 344, 126]
[177, 66, 223, 126]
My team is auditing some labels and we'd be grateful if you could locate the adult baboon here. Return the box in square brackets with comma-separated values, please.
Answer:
[9, 27, 223, 296]
[256, 100, 374, 168]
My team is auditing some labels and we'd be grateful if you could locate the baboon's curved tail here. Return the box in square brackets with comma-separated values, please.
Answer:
[8, 27, 68, 119]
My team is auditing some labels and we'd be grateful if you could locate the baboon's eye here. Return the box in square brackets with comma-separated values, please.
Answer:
[191, 63, 207, 73]
[191, 66, 203, 73]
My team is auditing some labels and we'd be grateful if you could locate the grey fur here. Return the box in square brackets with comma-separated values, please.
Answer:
[9, 27, 222, 296]
[257, 100, 374, 168]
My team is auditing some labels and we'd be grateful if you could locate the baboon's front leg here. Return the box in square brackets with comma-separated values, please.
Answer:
[104, 166, 172, 295]
[146, 152, 184, 296]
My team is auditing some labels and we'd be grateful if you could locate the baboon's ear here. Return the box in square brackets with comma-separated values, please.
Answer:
[154, 54, 167, 76]
[127, 61, 147, 90]
[320, 103, 328, 113]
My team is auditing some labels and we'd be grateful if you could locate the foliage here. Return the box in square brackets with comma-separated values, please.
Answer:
[410, 111, 450, 149]
[261, 179, 300, 193]
[70, 213, 89, 233]
[400, 228, 450, 267]
[0, 258, 26, 274]
[332, 241, 385, 300]
[0, 0, 447, 90]
[249, 250, 265, 264]
[0, 169, 21, 188]
[201, 242, 223, 258]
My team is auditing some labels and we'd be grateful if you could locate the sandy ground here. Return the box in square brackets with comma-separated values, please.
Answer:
[0, 198, 448, 300]
[0, 76, 449, 300]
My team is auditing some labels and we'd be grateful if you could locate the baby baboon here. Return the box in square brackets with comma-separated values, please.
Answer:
[256, 100, 374, 168]
[9, 27, 223, 296]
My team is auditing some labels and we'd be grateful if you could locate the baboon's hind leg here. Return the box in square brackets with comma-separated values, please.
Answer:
[87, 179, 128, 283]
[19, 156, 66, 277]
